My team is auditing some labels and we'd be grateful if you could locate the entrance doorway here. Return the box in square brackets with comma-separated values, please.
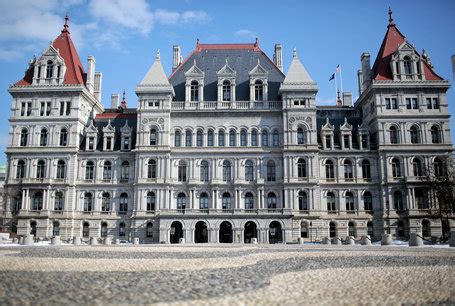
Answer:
[30, 221, 37, 237]
[219, 221, 232, 243]
[269, 221, 282, 244]
[195, 221, 208, 243]
[170, 221, 183, 244]
[244, 221, 257, 243]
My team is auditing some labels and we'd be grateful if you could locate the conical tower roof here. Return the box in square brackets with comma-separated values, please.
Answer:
[136, 50, 174, 94]
[280, 48, 318, 92]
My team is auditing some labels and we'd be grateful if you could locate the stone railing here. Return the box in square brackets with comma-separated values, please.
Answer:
[171, 100, 282, 111]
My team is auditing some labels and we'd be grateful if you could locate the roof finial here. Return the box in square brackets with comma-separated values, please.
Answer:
[196, 38, 200, 47]
[156, 49, 161, 61]
[121, 90, 127, 110]
[62, 13, 70, 34]
[254, 37, 259, 47]
[388, 6, 395, 26]
[293, 48, 298, 59]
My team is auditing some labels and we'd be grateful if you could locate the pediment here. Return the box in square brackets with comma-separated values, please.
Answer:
[249, 59, 268, 76]
[321, 118, 334, 131]
[185, 59, 204, 77]
[340, 118, 352, 131]
[102, 120, 115, 133]
[217, 59, 236, 76]
[85, 121, 98, 134]
[121, 120, 132, 134]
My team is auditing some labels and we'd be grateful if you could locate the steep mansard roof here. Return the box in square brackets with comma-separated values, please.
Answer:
[15, 16, 87, 86]
[169, 42, 285, 101]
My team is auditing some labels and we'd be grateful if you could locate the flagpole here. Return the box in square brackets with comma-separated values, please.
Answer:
[334, 71, 338, 104]
[339, 64, 344, 94]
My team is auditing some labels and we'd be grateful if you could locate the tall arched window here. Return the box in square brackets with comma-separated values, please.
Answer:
[20, 128, 28, 146]
[146, 191, 155, 211]
[200, 160, 209, 182]
[177, 193, 186, 210]
[32, 191, 43, 210]
[422, 220, 431, 237]
[344, 160, 353, 180]
[244, 192, 254, 209]
[254, 80, 264, 101]
[301, 222, 308, 238]
[223, 160, 231, 182]
[196, 129, 203, 147]
[40, 128, 48, 146]
[207, 129, 214, 146]
[185, 129, 192, 147]
[82, 222, 90, 237]
[146, 222, 153, 237]
[85, 161, 94, 180]
[60, 128, 68, 146]
[251, 129, 258, 146]
[54, 191, 64, 211]
[190, 80, 199, 101]
[362, 159, 371, 179]
[272, 130, 279, 147]
[56, 160, 66, 179]
[298, 191, 308, 211]
[412, 158, 423, 177]
[393, 191, 404, 210]
[363, 191, 373, 211]
[174, 130, 181, 147]
[261, 130, 269, 147]
[222, 80, 231, 101]
[53, 221, 60, 236]
[240, 129, 247, 146]
[345, 192, 355, 211]
[410, 125, 420, 144]
[46, 60, 54, 78]
[178, 160, 187, 182]
[229, 129, 236, 147]
[390, 126, 399, 144]
[267, 192, 277, 209]
[222, 192, 231, 209]
[16, 160, 26, 179]
[431, 125, 441, 144]
[119, 193, 128, 212]
[403, 56, 412, 77]
[348, 221, 356, 237]
[367, 221, 374, 237]
[325, 160, 335, 179]
[121, 161, 129, 181]
[148, 159, 156, 179]
[150, 128, 157, 145]
[101, 192, 110, 211]
[101, 222, 108, 237]
[267, 160, 276, 181]
[391, 158, 401, 178]
[218, 129, 225, 146]
[297, 127, 305, 144]
[245, 160, 254, 181]
[329, 221, 336, 238]
[36, 160, 45, 178]
[119, 222, 126, 237]
[434, 157, 444, 177]
[199, 192, 208, 209]
[103, 161, 112, 180]
[327, 192, 336, 211]
[297, 158, 307, 178]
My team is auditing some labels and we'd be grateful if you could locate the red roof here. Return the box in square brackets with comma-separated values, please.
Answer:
[15, 16, 87, 86]
[96, 112, 137, 120]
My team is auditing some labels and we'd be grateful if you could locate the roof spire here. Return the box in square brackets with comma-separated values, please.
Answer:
[254, 37, 259, 48]
[388, 6, 395, 26]
[62, 13, 70, 34]
[293, 48, 298, 59]
[156, 49, 161, 61]
[121, 90, 127, 110]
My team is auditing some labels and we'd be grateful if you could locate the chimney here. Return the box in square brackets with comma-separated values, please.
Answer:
[342, 92, 353, 107]
[94, 72, 102, 102]
[360, 52, 371, 92]
[86, 55, 96, 94]
[111, 94, 119, 108]
[274, 44, 283, 72]
[173, 45, 181, 71]
[357, 69, 363, 96]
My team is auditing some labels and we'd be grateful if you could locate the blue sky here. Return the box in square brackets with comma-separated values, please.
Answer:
[0, 0, 454, 165]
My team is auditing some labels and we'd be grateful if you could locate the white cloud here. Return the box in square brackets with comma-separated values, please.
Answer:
[234, 29, 257, 40]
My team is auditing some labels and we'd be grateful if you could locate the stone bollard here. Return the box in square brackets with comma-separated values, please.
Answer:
[331, 237, 342, 245]
[448, 231, 455, 247]
[104, 237, 112, 245]
[409, 233, 423, 247]
[298, 237, 304, 244]
[12, 237, 18, 244]
[381, 233, 392, 245]
[115, 239, 120, 245]
[361, 235, 372, 246]
[19, 236, 24, 245]
[51, 236, 61, 246]
[251, 238, 258, 244]
[73, 236, 81, 246]
[345, 236, 355, 245]
[322, 237, 331, 245]
[178, 238, 185, 244]
[133, 237, 140, 245]
[23, 235, 34, 246]
[90, 237, 98, 246]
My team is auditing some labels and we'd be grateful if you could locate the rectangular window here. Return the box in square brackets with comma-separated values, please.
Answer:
[412, 98, 418, 109]
[343, 135, 350, 149]
[106, 137, 112, 150]
[88, 137, 94, 150]
[66, 102, 71, 115]
[40, 102, 45, 116]
[391, 98, 398, 109]
[426, 98, 432, 109]
[123, 137, 130, 150]
[20, 103, 25, 116]
[60, 101, 65, 115]
[406, 98, 411, 109]
[325, 135, 331, 149]
[385, 98, 391, 109]
[432, 98, 439, 109]
[46, 102, 51, 116]
[27, 102, 32, 116]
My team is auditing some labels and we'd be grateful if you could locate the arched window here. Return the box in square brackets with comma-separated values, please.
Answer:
[196, 129, 203, 147]
[297, 127, 305, 144]
[344, 160, 353, 180]
[103, 161, 112, 180]
[101, 222, 108, 237]
[54, 191, 64, 211]
[391, 158, 401, 178]
[301, 222, 308, 238]
[178, 160, 187, 182]
[84, 193, 93, 211]
[174, 130, 181, 147]
[177, 193, 186, 210]
[46, 60, 54, 78]
[261, 130, 269, 147]
[254, 80, 264, 101]
[119, 222, 126, 237]
[410, 125, 420, 144]
[412, 158, 423, 177]
[223, 160, 231, 182]
[146, 222, 153, 237]
[36, 160, 45, 178]
[190, 80, 199, 101]
[20, 128, 28, 146]
[85, 161, 94, 180]
[367, 221, 374, 237]
[150, 128, 158, 145]
[329, 221, 336, 238]
[200, 160, 209, 182]
[207, 129, 214, 146]
[222, 192, 231, 209]
[56, 160, 66, 179]
[185, 129, 192, 147]
[393, 191, 404, 211]
[101, 192, 111, 212]
[240, 129, 247, 146]
[267, 160, 276, 181]
[390, 126, 399, 144]
[16, 160, 26, 179]
[422, 220, 431, 237]
[363, 191, 373, 211]
[53, 221, 60, 236]
[119, 193, 128, 212]
[297, 158, 307, 178]
[362, 160, 371, 179]
[229, 129, 236, 147]
[121, 161, 129, 181]
[325, 160, 335, 179]
[251, 129, 258, 146]
[327, 192, 336, 211]
[348, 221, 356, 237]
[222, 80, 231, 101]
[146, 191, 155, 211]
[345, 192, 355, 211]
[40, 128, 48, 146]
[434, 157, 444, 177]
[267, 192, 277, 209]
[199, 192, 209, 209]
[298, 191, 308, 211]
[32, 191, 43, 210]
[60, 128, 68, 146]
[245, 160, 254, 181]
[218, 129, 225, 146]
[431, 125, 441, 144]
[272, 130, 279, 147]
[396, 220, 405, 237]
[244, 192, 254, 209]
[82, 222, 90, 238]
[403, 56, 412, 77]
[147, 159, 156, 179]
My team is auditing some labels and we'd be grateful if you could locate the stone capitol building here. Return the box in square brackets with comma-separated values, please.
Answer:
[1, 10, 453, 244]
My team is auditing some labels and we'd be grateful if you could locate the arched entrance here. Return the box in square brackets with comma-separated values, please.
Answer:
[244, 221, 257, 243]
[195, 221, 208, 243]
[422, 220, 431, 237]
[269, 221, 282, 244]
[396, 220, 405, 238]
[348, 221, 356, 237]
[367, 221, 374, 237]
[30, 221, 37, 237]
[170, 221, 183, 244]
[219, 221, 232, 243]
[329, 221, 336, 238]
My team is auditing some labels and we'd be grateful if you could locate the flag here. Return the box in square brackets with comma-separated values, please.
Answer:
[329, 73, 335, 81]
[336, 64, 341, 73]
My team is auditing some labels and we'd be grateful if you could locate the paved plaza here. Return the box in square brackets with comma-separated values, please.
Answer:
[0, 244, 454, 305]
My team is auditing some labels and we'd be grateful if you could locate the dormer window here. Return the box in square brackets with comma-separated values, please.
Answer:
[120, 120, 132, 151]
[254, 80, 264, 101]
[222, 80, 231, 101]
[249, 59, 268, 101]
[46, 60, 54, 78]
[88, 137, 95, 150]
[190, 81, 199, 101]
[185, 60, 204, 102]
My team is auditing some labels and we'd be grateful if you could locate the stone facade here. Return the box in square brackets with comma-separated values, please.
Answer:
[0, 13, 454, 243]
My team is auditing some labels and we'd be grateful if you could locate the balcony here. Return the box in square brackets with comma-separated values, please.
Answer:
[171, 100, 282, 111]
[155, 208, 292, 216]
